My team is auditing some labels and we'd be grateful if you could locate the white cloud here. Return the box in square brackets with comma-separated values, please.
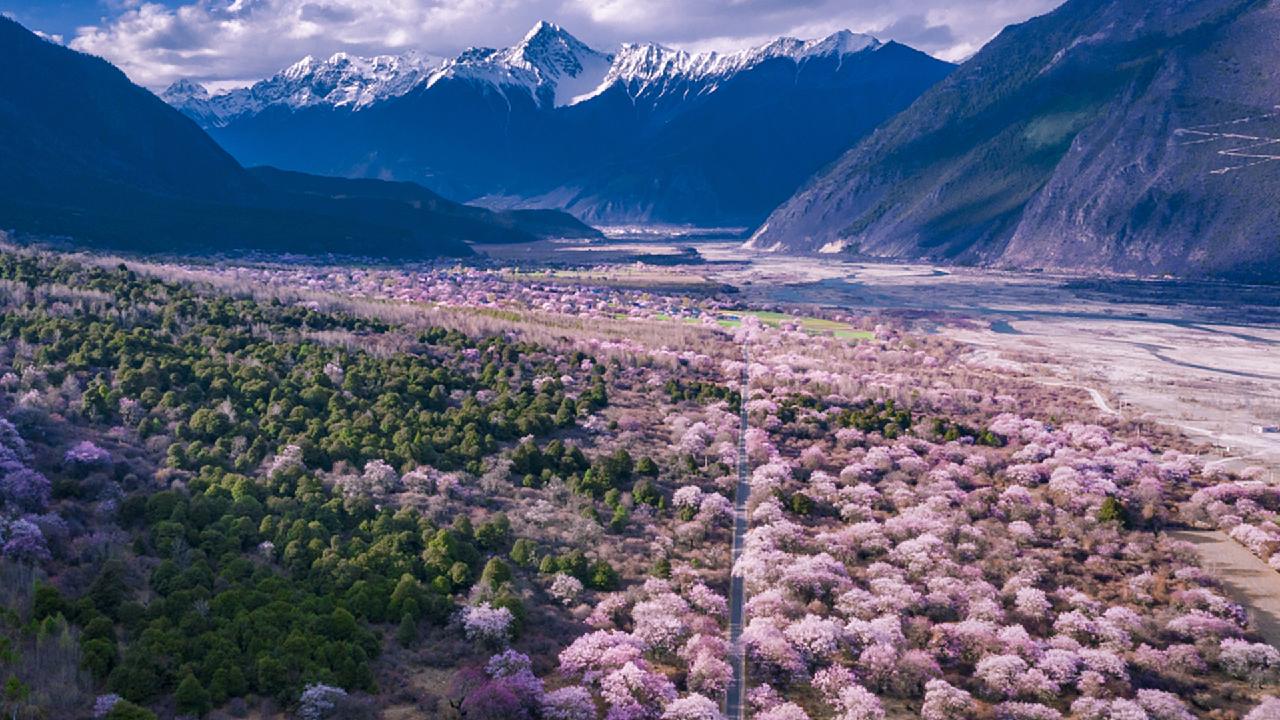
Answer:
[68, 0, 1065, 90]
[33, 29, 65, 44]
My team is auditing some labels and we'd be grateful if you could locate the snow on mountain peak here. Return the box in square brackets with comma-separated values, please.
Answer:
[161, 78, 210, 104]
[739, 30, 881, 68]
[165, 50, 441, 126]
[427, 21, 614, 107]
[574, 29, 881, 105]
[164, 25, 883, 121]
[509, 21, 601, 76]
[282, 55, 318, 81]
[521, 20, 568, 45]
[425, 25, 880, 107]
[810, 29, 881, 56]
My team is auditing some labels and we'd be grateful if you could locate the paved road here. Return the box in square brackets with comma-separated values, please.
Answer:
[725, 345, 750, 719]
[1172, 529, 1280, 648]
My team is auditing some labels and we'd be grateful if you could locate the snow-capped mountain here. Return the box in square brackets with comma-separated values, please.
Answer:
[166, 21, 615, 121]
[425, 21, 614, 107]
[161, 78, 209, 104]
[163, 51, 440, 126]
[168, 24, 885, 121]
[578, 30, 880, 105]
[165, 22, 954, 225]
[0, 15, 602, 261]
[625, 28, 880, 85]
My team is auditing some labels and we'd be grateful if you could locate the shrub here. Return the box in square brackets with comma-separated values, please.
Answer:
[105, 700, 158, 720]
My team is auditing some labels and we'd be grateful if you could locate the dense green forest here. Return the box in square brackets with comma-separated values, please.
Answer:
[0, 251, 628, 718]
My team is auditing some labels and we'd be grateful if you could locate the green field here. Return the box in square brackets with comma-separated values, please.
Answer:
[617, 308, 872, 340]
[714, 310, 874, 340]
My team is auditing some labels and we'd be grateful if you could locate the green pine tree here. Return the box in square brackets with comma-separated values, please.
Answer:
[174, 673, 211, 716]
[397, 613, 418, 648]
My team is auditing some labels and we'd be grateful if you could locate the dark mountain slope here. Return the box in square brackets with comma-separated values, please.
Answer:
[170, 26, 953, 227]
[753, 0, 1280, 281]
[0, 18, 595, 258]
[248, 167, 600, 242]
[212, 80, 552, 203]
[0, 16, 251, 207]
[546, 42, 954, 225]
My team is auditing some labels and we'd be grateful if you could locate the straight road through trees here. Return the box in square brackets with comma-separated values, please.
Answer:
[725, 344, 750, 719]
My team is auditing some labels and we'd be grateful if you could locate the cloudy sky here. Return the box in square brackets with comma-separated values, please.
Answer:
[5, 0, 1064, 91]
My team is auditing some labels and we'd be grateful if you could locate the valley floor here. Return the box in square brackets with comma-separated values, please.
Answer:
[5, 238, 1280, 720]
[517, 239, 1280, 475]
[479, 236, 1280, 474]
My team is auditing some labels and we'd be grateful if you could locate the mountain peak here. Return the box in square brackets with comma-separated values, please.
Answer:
[167, 25, 886, 120]
[522, 20, 570, 43]
[597, 28, 884, 101]
[809, 30, 881, 56]
[750, 30, 881, 64]
[282, 55, 318, 80]
[424, 21, 612, 107]
[508, 20, 604, 75]
[161, 78, 210, 104]
[164, 50, 440, 126]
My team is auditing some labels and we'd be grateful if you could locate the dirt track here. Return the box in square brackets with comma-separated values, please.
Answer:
[1172, 529, 1280, 647]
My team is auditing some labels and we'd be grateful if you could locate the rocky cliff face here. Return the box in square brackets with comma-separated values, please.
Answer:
[753, 0, 1280, 281]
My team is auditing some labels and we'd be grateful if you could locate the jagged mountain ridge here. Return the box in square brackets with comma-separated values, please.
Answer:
[162, 51, 441, 127]
[752, 0, 1280, 281]
[163, 22, 953, 226]
[165, 23, 885, 121]
[0, 16, 597, 259]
